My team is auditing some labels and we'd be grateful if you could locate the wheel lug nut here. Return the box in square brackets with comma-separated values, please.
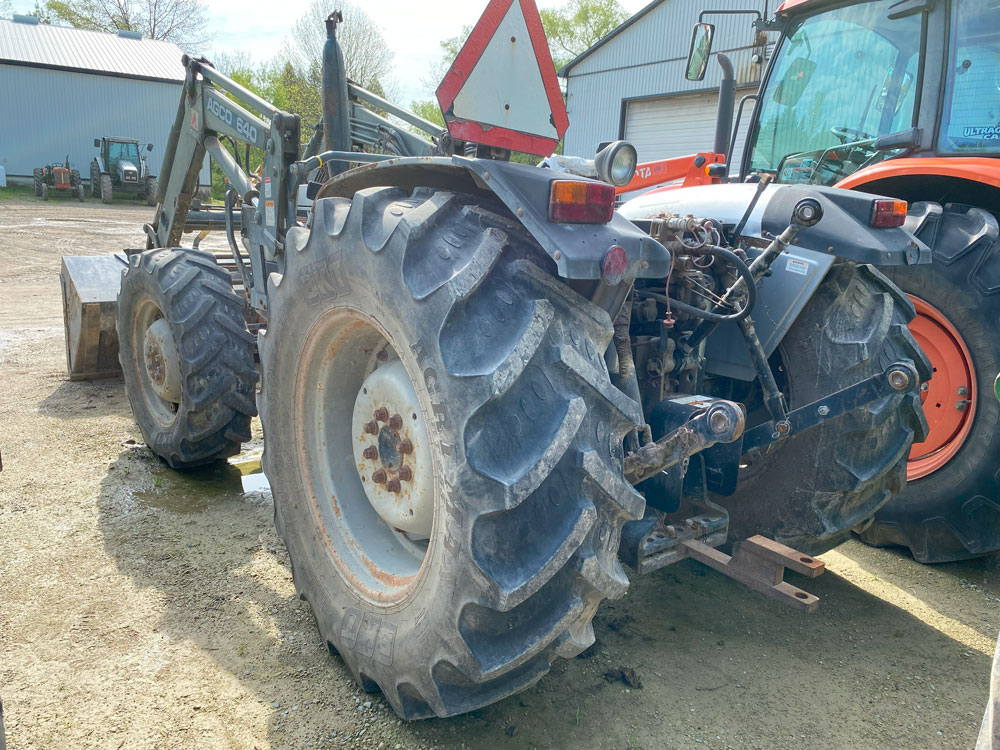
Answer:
[363, 446, 378, 460]
[374, 406, 389, 422]
[399, 465, 413, 481]
[388, 413, 403, 430]
[372, 469, 387, 484]
[364, 420, 379, 435]
[399, 438, 413, 454]
[386, 478, 401, 493]
[957, 386, 968, 397]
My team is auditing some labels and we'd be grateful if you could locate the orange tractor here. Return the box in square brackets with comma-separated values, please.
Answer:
[32, 157, 85, 202]
[622, 0, 1000, 563]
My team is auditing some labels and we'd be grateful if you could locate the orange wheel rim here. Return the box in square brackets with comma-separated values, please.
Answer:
[906, 295, 976, 480]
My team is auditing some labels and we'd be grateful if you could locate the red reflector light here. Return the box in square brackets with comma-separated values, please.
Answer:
[871, 199, 907, 228]
[601, 245, 628, 285]
[549, 180, 615, 224]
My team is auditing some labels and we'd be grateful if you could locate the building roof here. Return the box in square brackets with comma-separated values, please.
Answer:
[0, 16, 185, 83]
[558, 0, 667, 76]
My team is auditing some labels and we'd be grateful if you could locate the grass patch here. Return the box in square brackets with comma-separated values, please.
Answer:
[0, 184, 36, 202]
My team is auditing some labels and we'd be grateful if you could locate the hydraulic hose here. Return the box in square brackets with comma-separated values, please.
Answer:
[640, 245, 757, 323]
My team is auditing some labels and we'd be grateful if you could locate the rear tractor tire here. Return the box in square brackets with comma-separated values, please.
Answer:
[712, 263, 930, 555]
[258, 187, 645, 718]
[33, 169, 43, 196]
[91, 163, 100, 197]
[145, 176, 157, 207]
[117, 249, 257, 468]
[860, 204, 1000, 562]
[100, 174, 113, 204]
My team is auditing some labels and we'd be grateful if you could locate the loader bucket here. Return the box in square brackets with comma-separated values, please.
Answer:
[59, 254, 127, 380]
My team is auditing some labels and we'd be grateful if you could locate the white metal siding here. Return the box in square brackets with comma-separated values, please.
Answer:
[562, 0, 767, 161]
[0, 64, 209, 183]
[624, 87, 757, 168]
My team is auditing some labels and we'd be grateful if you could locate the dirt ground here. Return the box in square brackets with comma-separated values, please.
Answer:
[1, 197, 998, 750]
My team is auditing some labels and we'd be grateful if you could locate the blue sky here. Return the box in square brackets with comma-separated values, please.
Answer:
[10, 0, 652, 105]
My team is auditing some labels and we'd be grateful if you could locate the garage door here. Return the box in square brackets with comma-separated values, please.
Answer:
[624, 88, 757, 171]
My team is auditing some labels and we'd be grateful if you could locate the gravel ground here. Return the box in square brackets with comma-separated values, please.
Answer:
[1, 198, 997, 749]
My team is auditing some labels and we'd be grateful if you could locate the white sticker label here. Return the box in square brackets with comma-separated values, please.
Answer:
[786, 257, 811, 276]
[264, 177, 271, 199]
[265, 200, 275, 226]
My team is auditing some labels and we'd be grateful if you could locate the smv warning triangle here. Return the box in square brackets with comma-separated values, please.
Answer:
[435, 0, 569, 156]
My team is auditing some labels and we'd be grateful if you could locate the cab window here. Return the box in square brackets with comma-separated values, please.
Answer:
[938, 0, 1000, 154]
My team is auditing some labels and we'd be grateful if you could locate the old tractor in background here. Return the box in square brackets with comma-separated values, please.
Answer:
[33, 157, 85, 201]
[624, 0, 1000, 564]
[90, 136, 157, 205]
[61, 0, 934, 718]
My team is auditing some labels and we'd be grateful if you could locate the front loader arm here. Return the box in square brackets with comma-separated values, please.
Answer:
[150, 56, 301, 312]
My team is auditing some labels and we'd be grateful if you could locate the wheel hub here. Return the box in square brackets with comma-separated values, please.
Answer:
[906, 295, 976, 480]
[143, 318, 181, 403]
[352, 360, 433, 536]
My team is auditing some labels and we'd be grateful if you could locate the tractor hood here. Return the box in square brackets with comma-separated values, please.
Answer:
[118, 160, 139, 181]
[619, 182, 930, 266]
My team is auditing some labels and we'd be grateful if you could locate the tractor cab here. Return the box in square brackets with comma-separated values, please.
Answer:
[688, 0, 1000, 187]
[106, 139, 142, 182]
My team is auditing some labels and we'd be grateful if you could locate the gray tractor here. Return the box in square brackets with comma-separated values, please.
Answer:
[90, 137, 157, 205]
[60, 5, 934, 719]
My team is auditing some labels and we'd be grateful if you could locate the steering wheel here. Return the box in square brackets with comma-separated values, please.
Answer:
[831, 126, 874, 144]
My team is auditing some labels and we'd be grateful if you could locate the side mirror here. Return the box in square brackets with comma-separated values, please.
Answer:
[772, 57, 816, 106]
[685, 23, 715, 81]
[93, 138, 101, 148]
[146, 143, 154, 152]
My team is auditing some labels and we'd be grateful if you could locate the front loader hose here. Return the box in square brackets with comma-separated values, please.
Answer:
[290, 150, 394, 180]
[225, 186, 250, 291]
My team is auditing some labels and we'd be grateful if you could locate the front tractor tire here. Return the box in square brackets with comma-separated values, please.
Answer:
[32, 169, 43, 196]
[715, 263, 930, 555]
[860, 205, 1000, 562]
[118, 249, 257, 468]
[258, 188, 645, 719]
[100, 174, 113, 204]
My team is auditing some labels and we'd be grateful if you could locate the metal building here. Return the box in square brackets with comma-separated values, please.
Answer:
[0, 15, 208, 184]
[561, 0, 768, 170]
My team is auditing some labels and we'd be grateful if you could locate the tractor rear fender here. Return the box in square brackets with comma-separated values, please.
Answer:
[319, 155, 672, 280]
[619, 182, 935, 382]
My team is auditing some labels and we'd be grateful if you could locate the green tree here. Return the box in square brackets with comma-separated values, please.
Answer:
[284, 0, 394, 95]
[540, 0, 629, 72]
